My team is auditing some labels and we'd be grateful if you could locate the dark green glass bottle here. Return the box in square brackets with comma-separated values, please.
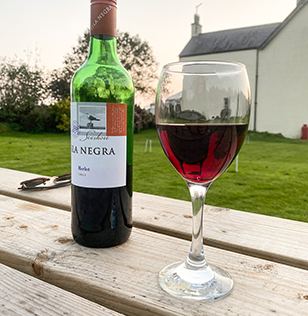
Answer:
[70, 0, 134, 248]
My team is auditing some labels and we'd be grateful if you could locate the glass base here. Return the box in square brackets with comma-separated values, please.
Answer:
[159, 261, 233, 301]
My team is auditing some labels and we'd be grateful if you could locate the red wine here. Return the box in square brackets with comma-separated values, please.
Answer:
[71, 165, 132, 248]
[157, 123, 248, 183]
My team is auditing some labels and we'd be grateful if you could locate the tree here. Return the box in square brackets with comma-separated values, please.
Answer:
[117, 31, 158, 97]
[48, 29, 158, 102]
[0, 57, 47, 125]
[48, 69, 71, 101]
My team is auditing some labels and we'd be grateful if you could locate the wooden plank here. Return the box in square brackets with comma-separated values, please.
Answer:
[133, 192, 308, 270]
[1, 167, 308, 269]
[0, 168, 71, 211]
[0, 264, 124, 316]
[0, 195, 308, 316]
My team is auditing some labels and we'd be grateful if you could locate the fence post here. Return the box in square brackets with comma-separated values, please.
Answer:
[235, 155, 239, 173]
[145, 139, 152, 153]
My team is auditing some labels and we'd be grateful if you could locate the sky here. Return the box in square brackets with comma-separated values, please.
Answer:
[0, 0, 298, 105]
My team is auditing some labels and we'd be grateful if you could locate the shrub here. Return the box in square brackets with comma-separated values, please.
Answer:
[0, 123, 12, 134]
[50, 98, 71, 132]
[134, 105, 155, 133]
[22, 105, 56, 133]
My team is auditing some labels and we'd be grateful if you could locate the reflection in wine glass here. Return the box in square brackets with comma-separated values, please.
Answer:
[156, 61, 251, 300]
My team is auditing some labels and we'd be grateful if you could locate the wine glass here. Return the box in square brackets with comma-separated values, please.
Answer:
[155, 61, 251, 300]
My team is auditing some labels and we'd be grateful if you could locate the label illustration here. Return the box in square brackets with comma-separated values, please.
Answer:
[71, 102, 127, 188]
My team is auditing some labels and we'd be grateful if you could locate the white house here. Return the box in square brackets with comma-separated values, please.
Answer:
[179, 0, 308, 139]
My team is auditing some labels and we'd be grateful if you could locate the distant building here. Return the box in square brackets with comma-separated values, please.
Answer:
[180, 0, 308, 138]
[147, 103, 155, 115]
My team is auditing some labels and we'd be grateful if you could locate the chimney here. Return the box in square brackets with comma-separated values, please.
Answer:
[191, 3, 202, 37]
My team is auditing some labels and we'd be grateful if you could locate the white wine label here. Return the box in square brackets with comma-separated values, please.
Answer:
[71, 102, 127, 188]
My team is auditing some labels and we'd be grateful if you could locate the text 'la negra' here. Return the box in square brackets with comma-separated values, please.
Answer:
[71, 146, 116, 156]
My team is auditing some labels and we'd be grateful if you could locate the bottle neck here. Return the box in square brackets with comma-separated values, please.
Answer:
[87, 34, 119, 64]
[90, 1, 117, 37]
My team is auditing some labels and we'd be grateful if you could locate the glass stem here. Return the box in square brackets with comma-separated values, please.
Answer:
[186, 182, 210, 269]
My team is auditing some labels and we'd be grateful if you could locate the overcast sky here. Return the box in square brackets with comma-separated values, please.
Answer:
[0, 0, 297, 104]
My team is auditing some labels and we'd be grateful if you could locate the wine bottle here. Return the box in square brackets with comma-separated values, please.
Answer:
[70, 0, 134, 248]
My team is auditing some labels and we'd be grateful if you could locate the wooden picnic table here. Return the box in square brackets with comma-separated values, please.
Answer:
[0, 167, 308, 315]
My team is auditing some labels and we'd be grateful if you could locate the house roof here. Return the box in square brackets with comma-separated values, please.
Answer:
[166, 91, 182, 101]
[180, 0, 308, 58]
[180, 24, 280, 57]
[260, 0, 308, 49]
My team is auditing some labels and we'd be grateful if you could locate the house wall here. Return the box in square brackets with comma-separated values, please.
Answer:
[258, 4, 308, 138]
[180, 50, 257, 131]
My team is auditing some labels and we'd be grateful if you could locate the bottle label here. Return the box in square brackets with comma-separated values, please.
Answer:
[71, 102, 127, 188]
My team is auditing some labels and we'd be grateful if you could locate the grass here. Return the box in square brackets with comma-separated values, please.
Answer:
[209, 133, 308, 222]
[0, 128, 308, 222]
[0, 132, 70, 176]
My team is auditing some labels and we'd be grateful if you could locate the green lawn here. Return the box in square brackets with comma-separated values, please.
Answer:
[0, 133, 71, 176]
[1, 128, 308, 222]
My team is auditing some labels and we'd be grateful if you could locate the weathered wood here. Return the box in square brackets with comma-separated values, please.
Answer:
[0, 264, 124, 316]
[133, 192, 308, 270]
[1, 167, 308, 269]
[0, 195, 308, 316]
[0, 168, 71, 211]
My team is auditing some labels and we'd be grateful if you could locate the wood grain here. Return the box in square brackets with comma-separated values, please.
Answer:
[0, 264, 124, 316]
[1, 167, 308, 269]
[0, 195, 308, 316]
[0, 168, 71, 211]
